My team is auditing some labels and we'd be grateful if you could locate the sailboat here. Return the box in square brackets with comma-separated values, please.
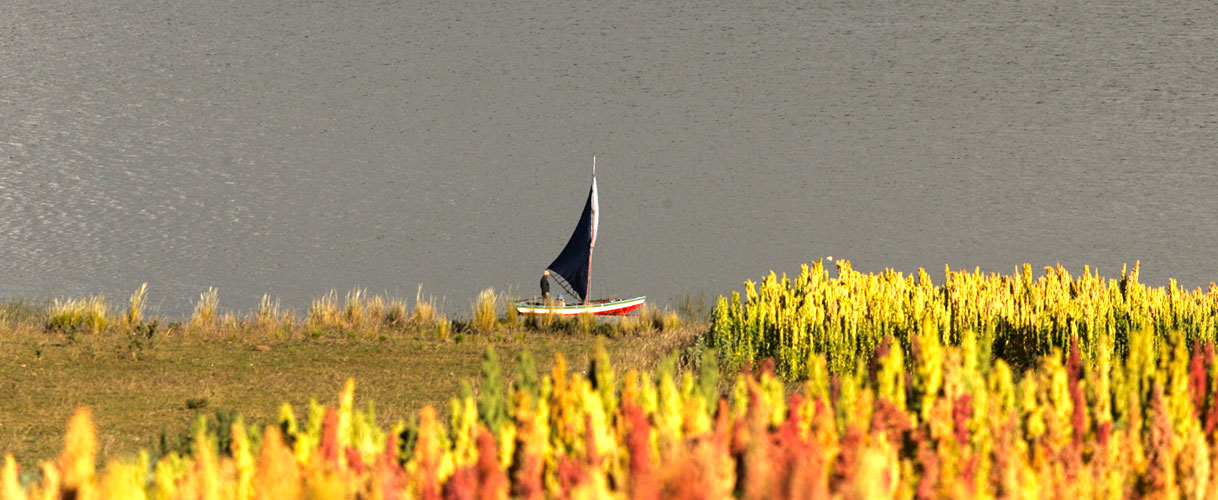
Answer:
[515, 158, 646, 316]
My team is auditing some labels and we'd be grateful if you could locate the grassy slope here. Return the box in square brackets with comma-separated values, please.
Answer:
[0, 322, 701, 468]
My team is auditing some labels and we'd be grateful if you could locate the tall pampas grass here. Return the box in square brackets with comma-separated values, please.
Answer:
[344, 288, 367, 328]
[411, 285, 437, 326]
[472, 288, 498, 332]
[308, 291, 341, 331]
[190, 287, 219, 330]
[252, 294, 293, 333]
[568, 310, 596, 334]
[501, 291, 519, 328]
[365, 295, 386, 327]
[124, 283, 148, 328]
[386, 299, 409, 328]
[433, 313, 451, 339]
[618, 310, 644, 334]
[46, 296, 110, 334]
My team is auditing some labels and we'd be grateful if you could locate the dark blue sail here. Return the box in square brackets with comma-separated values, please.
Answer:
[546, 168, 599, 303]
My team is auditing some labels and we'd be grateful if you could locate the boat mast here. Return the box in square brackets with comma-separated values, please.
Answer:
[586, 156, 598, 301]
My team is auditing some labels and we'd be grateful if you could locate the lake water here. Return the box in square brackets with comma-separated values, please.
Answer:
[4, 0, 1217, 318]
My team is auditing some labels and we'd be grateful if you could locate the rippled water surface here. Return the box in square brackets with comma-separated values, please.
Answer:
[4, 1, 1217, 316]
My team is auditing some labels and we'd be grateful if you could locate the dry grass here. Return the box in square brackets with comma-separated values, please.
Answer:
[471, 288, 497, 332]
[307, 290, 342, 331]
[501, 292, 519, 328]
[45, 296, 111, 335]
[411, 285, 438, 325]
[124, 283, 148, 328]
[575, 311, 597, 334]
[616, 304, 684, 335]
[0, 288, 707, 469]
[343, 288, 367, 328]
[190, 287, 219, 330]
[432, 313, 451, 339]
[655, 309, 684, 331]
[366, 295, 386, 325]
[386, 299, 409, 328]
[0, 308, 705, 468]
[301, 288, 455, 337]
[250, 294, 294, 334]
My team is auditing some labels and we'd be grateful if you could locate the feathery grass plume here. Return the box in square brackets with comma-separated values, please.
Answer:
[433, 314, 451, 339]
[520, 303, 547, 331]
[125, 283, 148, 328]
[634, 304, 656, 331]
[218, 312, 241, 331]
[631, 304, 683, 333]
[676, 291, 710, 323]
[190, 287, 219, 330]
[344, 288, 367, 329]
[501, 291, 519, 328]
[365, 294, 386, 328]
[0, 299, 48, 328]
[254, 294, 287, 330]
[655, 309, 682, 332]
[385, 298, 409, 328]
[533, 306, 556, 331]
[575, 310, 597, 335]
[308, 290, 341, 331]
[522, 308, 538, 330]
[618, 309, 643, 334]
[46, 296, 110, 335]
[411, 285, 437, 326]
[472, 288, 498, 333]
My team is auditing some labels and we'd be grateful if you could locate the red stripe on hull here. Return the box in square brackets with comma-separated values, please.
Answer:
[593, 302, 643, 315]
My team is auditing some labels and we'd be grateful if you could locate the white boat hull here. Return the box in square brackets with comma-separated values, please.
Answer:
[514, 296, 646, 316]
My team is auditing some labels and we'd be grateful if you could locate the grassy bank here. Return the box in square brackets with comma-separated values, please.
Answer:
[8, 262, 1218, 498]
[0, 290, 701, 467]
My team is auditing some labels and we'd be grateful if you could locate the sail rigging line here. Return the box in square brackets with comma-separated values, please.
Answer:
[547, 271, 580, 304]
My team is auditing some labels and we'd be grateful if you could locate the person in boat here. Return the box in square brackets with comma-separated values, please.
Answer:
[540, 270, 551, 301]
